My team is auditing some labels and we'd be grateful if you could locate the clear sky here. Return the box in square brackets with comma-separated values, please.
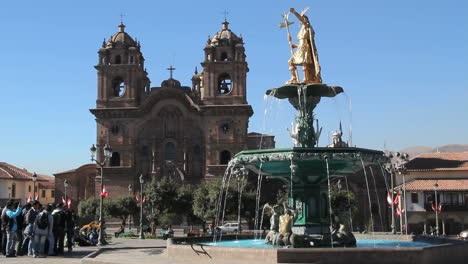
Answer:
[0, 0, 467, 176]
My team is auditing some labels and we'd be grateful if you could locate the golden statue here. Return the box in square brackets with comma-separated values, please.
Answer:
[281, 7, 322, 84]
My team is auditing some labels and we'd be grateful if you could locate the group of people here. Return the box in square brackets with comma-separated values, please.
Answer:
[0, 199, 76, 258]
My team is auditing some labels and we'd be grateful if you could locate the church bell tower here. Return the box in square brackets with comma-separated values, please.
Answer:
[200, 20, 248, 105]
[95, 23, 150, 108]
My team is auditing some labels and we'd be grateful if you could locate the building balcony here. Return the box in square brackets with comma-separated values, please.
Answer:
[424, 203, 468, 212]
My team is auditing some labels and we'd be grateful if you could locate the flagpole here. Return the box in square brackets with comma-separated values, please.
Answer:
[390, 167, 396, 234]
[403, 173, 408, 235]
[434, 183, 439, 237]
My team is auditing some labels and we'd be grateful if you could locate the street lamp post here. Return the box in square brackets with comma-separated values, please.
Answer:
[434, 183, 439, 237]
[128, 184, 133, 231]
[90, 143, 112, 246]
[64, 179, 69, 202]
[139, 174, 145, 239]
[32, 172, 37, 201]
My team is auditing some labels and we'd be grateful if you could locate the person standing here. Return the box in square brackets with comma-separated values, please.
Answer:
[1, 201, 11, 256]
[65, 209, 76, 252]
[23, 201, 40, 256]
[5, 200, 22, 257]
[15, 202, 28, 256]
[52, 203, 66, 255]
[33, 204, 54, 258]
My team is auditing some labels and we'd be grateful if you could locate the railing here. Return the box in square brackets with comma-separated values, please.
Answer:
[424, 203, 468, 212]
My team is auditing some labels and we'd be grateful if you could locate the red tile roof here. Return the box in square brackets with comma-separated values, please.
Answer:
[0, 162, 54, 186]
[395, 179, 468, 191]
[405, 152, 468, 172]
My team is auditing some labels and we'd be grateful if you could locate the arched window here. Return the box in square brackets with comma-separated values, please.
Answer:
[110, 152, 121, 166]
[218, 73, 232, 94]
[112, 77, 126, 97]
[220, 150, 231, 165]
[130, 56, 134, 64]
[320, 193, 328, 218]
[220, 52, 228, 61]
[115, 55, 121, 64]
[165, 142, 176, 160]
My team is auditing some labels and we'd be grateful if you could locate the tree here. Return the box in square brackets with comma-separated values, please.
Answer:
[192, 179, 220, 230]
[144, 176, 180, 234]
[106, 195, 139, 226]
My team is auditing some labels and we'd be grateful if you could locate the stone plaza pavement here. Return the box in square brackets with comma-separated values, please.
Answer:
[0, 238, 247, 264]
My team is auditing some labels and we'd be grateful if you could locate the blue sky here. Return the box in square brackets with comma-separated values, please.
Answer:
[0, 0, 467, 175]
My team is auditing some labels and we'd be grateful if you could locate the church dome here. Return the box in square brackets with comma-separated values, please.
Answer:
[210, 20, 242, 46]
[105, 24, 137, 49]
[161, 78, 181, 89]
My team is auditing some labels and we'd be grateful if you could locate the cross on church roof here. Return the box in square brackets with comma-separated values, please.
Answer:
[120, 12, 126, 24]
[223, 10, 229, 21]
[166, 65, 176, 79]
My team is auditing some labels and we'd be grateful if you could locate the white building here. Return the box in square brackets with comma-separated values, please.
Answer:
[0, 162, 55, 206]
[395, 152, 468, 235]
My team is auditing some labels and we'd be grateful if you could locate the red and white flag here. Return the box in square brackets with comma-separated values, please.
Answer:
[387, 192, 393, 205]
[35, 193, 39, 201]
[100, 185, 109, 197]
[395, 204, 404, 216]
[66, 198, 72, 208]
[62, 196, 66, 204]
[27, 193, 32, 203]
[432, 203, 442, 213]
[135, 194, 146, 204]
[393, 193, 400, 205]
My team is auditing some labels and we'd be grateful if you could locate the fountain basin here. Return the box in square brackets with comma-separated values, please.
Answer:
[166, 235, 468, 264]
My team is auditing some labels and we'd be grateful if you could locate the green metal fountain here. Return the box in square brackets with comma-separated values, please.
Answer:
[227, 7, 389, 247]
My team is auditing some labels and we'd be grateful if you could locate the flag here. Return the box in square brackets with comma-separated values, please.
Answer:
[433, 203, 443, 213]
[27, 193, 32, 203]
[66, 198, 72, 208]
[393, 193, 400, 205]
[100, 185, 109, 197]
[35, 193, 39, 201]
[62, 196, 66, 204]
[387, 192, 393, 205]
[395, 205, 401, 216]
[135, 194, 146, 204]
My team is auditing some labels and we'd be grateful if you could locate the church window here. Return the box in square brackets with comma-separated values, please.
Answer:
[115, 55, 121, 64]
[221, 123, 230, 133]
[220, 150, 231, 165]
[218, 73, 232, 94]
[111, 125, 119, 135]
[165, 142, 176, 160]
[112, 77, 126, 97]
[221, 52, 228, 61]
[110, 152, 121, 166]
[130, 56, 134, 63]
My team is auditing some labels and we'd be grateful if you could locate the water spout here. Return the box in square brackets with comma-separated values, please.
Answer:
[369, 166, 384, 232]
[360, 159, 375, 244]
[325, 156, 334, 248]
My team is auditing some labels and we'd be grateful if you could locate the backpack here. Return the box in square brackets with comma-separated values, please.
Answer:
[37, 212, 49, 229]
[53, 210, 66, 229]
[2, 213, 13, 231]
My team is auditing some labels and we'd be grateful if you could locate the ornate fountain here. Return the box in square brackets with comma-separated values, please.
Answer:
[227, 7, 389, 247]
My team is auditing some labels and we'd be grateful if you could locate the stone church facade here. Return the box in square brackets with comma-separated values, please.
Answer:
[55, 21, 274, 200]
